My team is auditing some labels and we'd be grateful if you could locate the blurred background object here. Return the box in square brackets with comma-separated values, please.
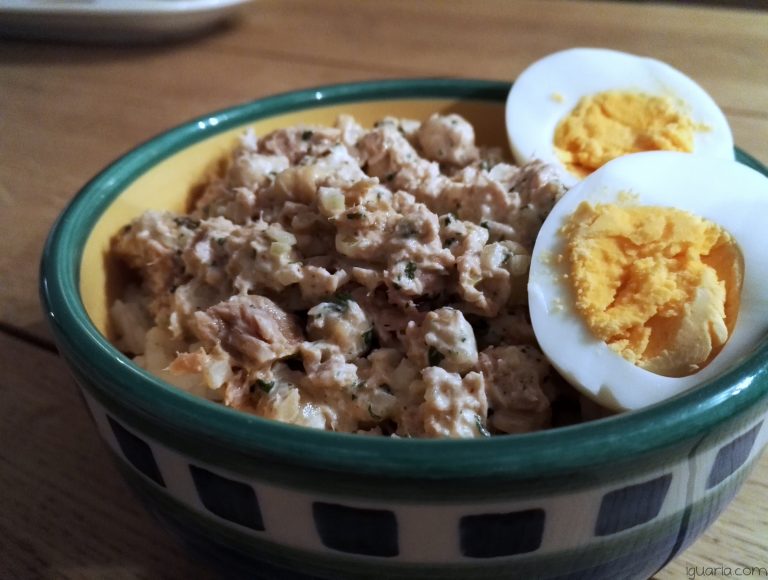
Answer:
[0, 0, 254, 43]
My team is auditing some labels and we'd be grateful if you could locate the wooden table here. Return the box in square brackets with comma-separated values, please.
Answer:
[1, 1, 766, 578]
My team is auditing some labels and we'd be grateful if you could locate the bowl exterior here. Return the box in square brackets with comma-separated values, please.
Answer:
[42, 78, 768, 579]
[73, 366, 767, 580]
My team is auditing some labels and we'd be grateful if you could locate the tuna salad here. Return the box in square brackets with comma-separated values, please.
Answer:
[110, 113, 601, 437]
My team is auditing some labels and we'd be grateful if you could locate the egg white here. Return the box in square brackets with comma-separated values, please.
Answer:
[528, 151, 768, 411]
[506, 48, 735, 187]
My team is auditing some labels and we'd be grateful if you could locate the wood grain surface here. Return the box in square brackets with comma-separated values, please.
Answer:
[1, 1, 767, 578]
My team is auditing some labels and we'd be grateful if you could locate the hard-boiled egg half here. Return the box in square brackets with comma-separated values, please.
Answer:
[528, 151, 768, 411]
[506, 48, 735, 187]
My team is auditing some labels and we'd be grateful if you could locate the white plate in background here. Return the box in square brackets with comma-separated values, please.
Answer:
[0, 0, 254, 42]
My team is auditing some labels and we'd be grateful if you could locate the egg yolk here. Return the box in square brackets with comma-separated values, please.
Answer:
[554, 92, 698, 178]
[562, 202, 743, 377]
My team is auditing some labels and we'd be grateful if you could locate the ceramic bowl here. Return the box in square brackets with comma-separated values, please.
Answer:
[40, 79, 768, 580]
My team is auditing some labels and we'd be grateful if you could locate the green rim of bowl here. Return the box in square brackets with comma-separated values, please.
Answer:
[40, 78, 768, 479]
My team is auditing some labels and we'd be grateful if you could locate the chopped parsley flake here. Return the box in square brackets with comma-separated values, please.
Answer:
[256, 379, 274, 393]
[215, 237, 226, 246]
[396, 220, 419, 238]
[301, 130, 313, 141]
[428, 346, 445, 366]
[331, 291, 352, 305]
[173, 217, 200, 230]
[480, 221, 490, 229]
[346, 211, 363, 220]
[326, 292, 352, 313]
[475, 415, 491, 437]
[404, 261, 417, 280]
[385, 172, 396, 182]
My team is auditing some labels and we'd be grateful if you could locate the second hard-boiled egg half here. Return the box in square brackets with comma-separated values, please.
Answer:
[506, 48, 735, 187]
[528, 151, 768, 411]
